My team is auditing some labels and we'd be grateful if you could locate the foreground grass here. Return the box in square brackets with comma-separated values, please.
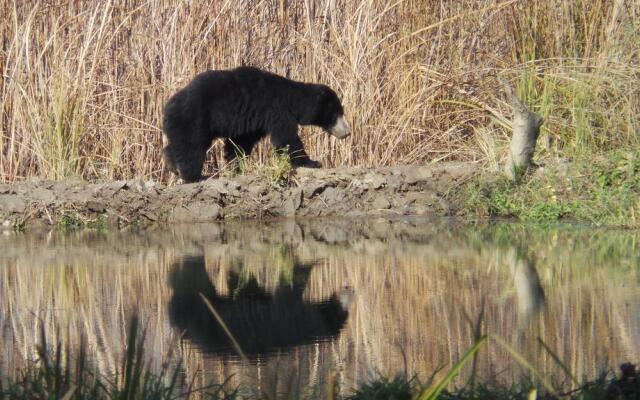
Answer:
[453, 148, 640, 226]
[352, 366, 639, 400]
[4, 366, 638, 400]
[0, 317, 237, 400]
[1, 318, 638, 399]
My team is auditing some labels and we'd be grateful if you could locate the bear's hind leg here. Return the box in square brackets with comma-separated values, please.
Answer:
[162, 145, 179, 175]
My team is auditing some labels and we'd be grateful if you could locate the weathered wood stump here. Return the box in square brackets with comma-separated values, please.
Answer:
[503, 83, 544, 181]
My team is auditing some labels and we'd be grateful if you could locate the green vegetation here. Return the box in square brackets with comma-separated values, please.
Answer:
[348, 375, 414, 400]
[455, 148, 640, 226]
[58, 212, 106, 232]
[264, 151, 293, 187]
[353, 364, 639, 400]
[446, 0, 639, 226]
[7, 218, 26, 233]
[230, 149, 293, 188]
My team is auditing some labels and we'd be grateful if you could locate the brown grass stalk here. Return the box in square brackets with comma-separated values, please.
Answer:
[1, 0, 638, 182]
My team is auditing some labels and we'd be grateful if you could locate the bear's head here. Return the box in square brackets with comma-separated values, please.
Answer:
[308, 85, 350, 139]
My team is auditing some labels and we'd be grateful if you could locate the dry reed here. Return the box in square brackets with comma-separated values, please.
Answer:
[1, 0, 637, 182]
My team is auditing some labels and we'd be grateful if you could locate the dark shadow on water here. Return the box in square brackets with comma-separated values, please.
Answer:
[168, 254, 353, 359]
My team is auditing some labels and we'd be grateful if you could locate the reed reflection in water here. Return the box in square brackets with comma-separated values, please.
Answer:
[0, 218, 638, 395]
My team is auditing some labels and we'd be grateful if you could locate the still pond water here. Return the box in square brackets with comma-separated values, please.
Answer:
[0, 217, 638, 395]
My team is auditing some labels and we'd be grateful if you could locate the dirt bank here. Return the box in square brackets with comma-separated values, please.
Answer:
[0, 162, 476, 229]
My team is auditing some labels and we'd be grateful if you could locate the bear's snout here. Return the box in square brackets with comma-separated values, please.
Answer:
[329, 116, 350, 139]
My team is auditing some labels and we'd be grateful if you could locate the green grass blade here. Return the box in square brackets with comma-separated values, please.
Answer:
[416, 335, 487, 400]
[493, 335, 557, 397]
[537, 337, 579, 387]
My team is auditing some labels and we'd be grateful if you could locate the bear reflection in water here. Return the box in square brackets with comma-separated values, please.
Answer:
[168, 255, 353, 357]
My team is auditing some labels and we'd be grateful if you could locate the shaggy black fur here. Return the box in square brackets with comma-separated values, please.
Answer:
[162, 67, 346, 182]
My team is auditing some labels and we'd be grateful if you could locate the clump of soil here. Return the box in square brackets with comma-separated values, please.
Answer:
[0, 163, 475, 230]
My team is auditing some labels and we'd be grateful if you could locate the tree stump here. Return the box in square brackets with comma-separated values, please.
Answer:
[503, 83, 544, 181]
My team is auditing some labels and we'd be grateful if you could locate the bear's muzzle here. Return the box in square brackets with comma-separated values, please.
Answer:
[329, 116, 350, 139]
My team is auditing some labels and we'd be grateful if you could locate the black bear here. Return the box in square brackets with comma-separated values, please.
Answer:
[162, 67, 349, 183]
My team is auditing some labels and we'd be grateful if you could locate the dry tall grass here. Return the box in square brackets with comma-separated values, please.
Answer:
[1, 0, 638, 182]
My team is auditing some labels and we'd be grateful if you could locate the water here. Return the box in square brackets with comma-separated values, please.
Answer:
[0, 217, 638, 395]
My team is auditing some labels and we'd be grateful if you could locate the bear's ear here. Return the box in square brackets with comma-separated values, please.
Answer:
[298, 84, 344, 127]
[312, 85, 330, 105]
[316, 86, 343, 114]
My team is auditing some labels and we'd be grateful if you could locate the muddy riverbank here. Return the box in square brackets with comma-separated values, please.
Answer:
[0, 162, 475, 229]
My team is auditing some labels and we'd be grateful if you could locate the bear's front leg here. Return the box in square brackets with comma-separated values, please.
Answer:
[270, 122, 321, 168]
